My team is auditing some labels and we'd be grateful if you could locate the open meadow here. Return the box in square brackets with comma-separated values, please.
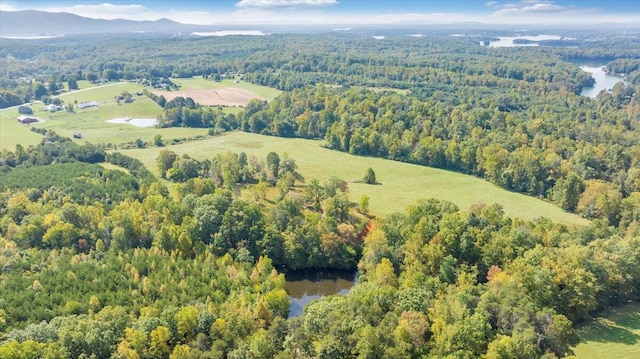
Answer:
[171, 77, 282, 100]
[572, 303, 640, 359]
[0, 112, 45, 149]
[118, 131, 589, 226]
[0, 81, 208, 149]
[1, 79, 589, 226]
[0, 78, 283, 150]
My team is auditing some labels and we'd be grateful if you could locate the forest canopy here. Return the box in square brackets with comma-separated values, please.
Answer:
[1, 28, 640, 358]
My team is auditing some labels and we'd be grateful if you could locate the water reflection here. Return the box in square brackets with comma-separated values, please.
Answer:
[479, 34, 561, 48]
[579, 65, 625, 99]
[285, 270, 357, 317]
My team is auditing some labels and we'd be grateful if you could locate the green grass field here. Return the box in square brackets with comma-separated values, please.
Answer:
[0, 78, 284, 150]
[573, 303, 640, 359]
[55, 81, 143, 103]
[171, 77, 282, 101]
[99, 162, 131, 174]
[74, 80, 97, 90]
[0, 113, 44, 149]
[0, 82, 211, 149]
[118, 131, 588, 225]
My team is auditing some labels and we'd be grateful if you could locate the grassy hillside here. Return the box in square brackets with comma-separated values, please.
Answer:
[0, 82, 209, 150]
[0, 78, 284, 151]
[118, 131, 589, 226]
[572, 303, 640, 359]
[0, 112, 44, 149]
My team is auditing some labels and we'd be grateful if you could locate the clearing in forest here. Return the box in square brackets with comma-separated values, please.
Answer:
[572, 302, 640, 359]
[118, 131, 590, 226]
[0, 81, 210, 150]
[154, 77, 282, 106]
[153, 88, 264, 107]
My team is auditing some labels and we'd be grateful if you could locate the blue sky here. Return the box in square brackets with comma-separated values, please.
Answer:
[1, 0, 639, 25]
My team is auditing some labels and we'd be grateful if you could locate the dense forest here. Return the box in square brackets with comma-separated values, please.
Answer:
[1, 133, 639, 358]
[1, 29, 640, 358]
[237, 84, 640, 230]
[1, 32, 639, 108]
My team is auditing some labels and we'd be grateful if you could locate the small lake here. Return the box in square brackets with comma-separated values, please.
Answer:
[105, 117, 158, 127]
[480, 34, 561, 48]
[285, 270, 358, 317]
[579, 65, 625, 98]
[192, 31, 265, 36]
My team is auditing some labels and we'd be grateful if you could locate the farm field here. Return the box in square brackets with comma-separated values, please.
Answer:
[118, 131, 589, 226]
[572, 303, 640, 359]
[0, 112, 44, 149]
[0, 81, 210, 149]
[54, 81, 140, 102]
[155, 88, 263, 107]
[0, 78, 284, 150]
[171, 77, 282, 101]
[155, 77, 281, 107]
[73, 80, 99, 90]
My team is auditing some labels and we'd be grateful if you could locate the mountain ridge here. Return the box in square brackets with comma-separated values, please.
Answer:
[0, 10, 191, 37]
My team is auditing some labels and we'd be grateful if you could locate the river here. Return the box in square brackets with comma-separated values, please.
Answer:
[578, 64, 625, 98]
[285, 269, 358, 317]
[478, 35, 626, 98]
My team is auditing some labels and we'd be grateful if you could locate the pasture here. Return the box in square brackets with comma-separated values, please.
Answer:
[59, 80, 100, 91]
[0, 82, 209, 149]
[0, 78, 284, 150]
[118, 131, 589, 226]
[0, 112, 44, 149]
[572, 303, 640, 359]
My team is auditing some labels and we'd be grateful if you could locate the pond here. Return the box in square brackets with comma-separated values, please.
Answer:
[578, 64, 625, 99]
[105, 117, 158, 127]
[285, 269, 358, 317]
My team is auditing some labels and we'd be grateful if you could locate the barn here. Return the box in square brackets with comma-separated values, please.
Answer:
[17, 116, 38, 124]
[18, 105, 33, 115]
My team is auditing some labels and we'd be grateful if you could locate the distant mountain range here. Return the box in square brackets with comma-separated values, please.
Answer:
[0, 10, 193, 37]
[2, 9, 638, 38]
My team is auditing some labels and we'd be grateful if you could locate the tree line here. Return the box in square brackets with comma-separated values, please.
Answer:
[2, 32, 638, 108]
[237, 85, 640, 231]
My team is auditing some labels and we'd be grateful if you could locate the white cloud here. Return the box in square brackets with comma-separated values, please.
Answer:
[494, 1, 569, 15]
[481, 0, 609, 23]
[485, 0, 579, 13]
[236, 0, 338, 9]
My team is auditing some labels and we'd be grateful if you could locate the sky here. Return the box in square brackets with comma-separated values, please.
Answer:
[1, 0, 639, 26]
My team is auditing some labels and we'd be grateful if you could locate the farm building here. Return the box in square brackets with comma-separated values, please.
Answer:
[18, 105, 33, 115]
[17, 116, 39, 124]
[44, 104, 63, 112]
[77, 101, 98, 109]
